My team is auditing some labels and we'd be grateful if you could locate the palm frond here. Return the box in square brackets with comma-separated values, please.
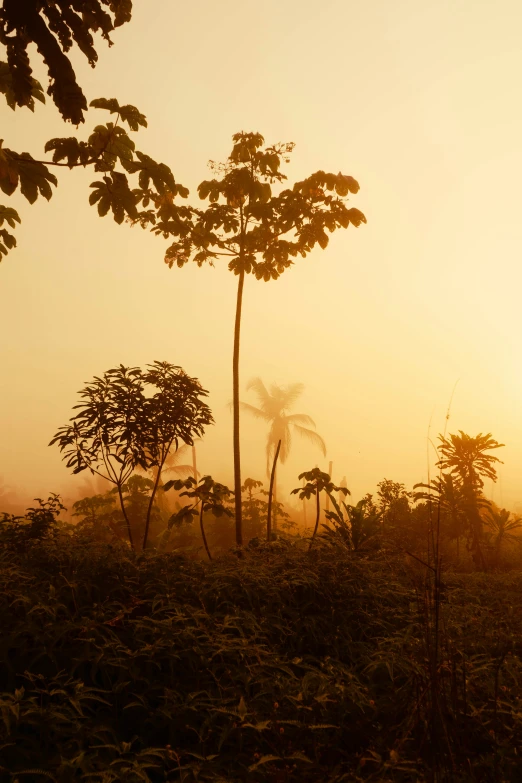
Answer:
[285, 413, 316, 427]
[274, 382, 305, 411]
[164, 464, 196, 479]
[292, 424, 327, 456]
[239, 401, 272, 421]
[246, 377, 272, 410]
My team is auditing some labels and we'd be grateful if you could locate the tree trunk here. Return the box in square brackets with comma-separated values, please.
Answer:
[267, 440, 281, 542]
[199, 503, 212, 561]
[309, 485, 321, 552]
[273, 464, 278, 534]
[117, 483, 134, 551]
[142, 461, 164, 551]
[232, 269, 245, 548]
[325, 460, 333, 522]
[192, 444, 198, 485]
[302, 477, 307, 527]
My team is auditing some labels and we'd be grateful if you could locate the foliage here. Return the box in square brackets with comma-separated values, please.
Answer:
[164, 475, 233, 561]
[156, 132, 366, 275]
[483, 506, 522, 567]
[0, 0, 133, 123]
[0, 493, 65, 552]
[321, 495, 382, 552]
[436, 431, 505, 489]
[0, 91, 191, 260]
[292, 468, 349, 552]
[433, 432, 505, 569]
[1, 528, 522, 781]
[50, 362, 213, 551]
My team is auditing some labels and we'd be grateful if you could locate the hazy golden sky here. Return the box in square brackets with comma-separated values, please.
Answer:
[1, 0, 522, 511]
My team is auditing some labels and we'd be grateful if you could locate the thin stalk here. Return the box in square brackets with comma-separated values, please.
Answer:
[309, 484, 321, 552]
[199, 502, 212, 561]
[192, 444, 198, 484]
[117, 483, 134, 551]
[232, 268, 245, 548]
[325, 460, 333, 516]
[267, 440, 281, 542]
[142, 459, 164, 551]
[273, 463, 278, 533]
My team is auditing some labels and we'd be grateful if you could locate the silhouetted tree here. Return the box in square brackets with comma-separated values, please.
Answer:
[484, 506, 522, 567]
[292, 468, 348, 552]
[164, 475, 233, 561]
[376, 479, 411, 533]
[436, 431, 504, 569]
[146, 133, 365, 547]
[50, 362, 213, 551]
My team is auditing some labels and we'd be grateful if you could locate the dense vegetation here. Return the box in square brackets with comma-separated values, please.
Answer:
[1, 472, 522, 782]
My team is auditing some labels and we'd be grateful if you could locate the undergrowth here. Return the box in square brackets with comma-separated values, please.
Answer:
[1, 533, 521, 782]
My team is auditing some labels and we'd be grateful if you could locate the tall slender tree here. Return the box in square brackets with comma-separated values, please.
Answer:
[152, 133, 365, 546]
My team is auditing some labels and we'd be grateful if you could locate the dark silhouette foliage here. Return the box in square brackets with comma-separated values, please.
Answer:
[0, 0, 132, 123]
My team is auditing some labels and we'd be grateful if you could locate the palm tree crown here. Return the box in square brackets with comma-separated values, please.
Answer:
[240, 378, 326, 475]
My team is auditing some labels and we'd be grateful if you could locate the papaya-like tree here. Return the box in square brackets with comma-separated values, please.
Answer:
[436, 431, 504, 568]
[163, 475, 233, 561]
[291, 468, 348, 552]
[152, 133, 365, 546]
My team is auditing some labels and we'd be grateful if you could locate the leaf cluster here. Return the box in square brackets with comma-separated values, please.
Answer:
[0, 1, 133, 123]
[49, 362, 213, 486]
[163, 131, 366, 278]
[292, 468, 349, 501]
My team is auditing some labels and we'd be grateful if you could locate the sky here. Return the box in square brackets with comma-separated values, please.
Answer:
[1, 0, 522, 513]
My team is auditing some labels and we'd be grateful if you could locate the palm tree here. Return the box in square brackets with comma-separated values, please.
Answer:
[240, 378, 326, 532]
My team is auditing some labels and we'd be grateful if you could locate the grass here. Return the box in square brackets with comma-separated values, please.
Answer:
[1, 531, 522, 782]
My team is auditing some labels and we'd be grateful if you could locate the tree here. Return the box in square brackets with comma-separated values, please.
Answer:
[376, 479, 411, 533]
[72, 492, 119, 542]
[50, 362, 213, 551]
[0, 493, 65, 551]
[240, 377, 327, 533]
[1, 5, 192, 263]
[291, 468, 348, 552]
[164, 475, 233, 561]
[145, 133, 365, 547]
[436, 431, 504, 568]
[413, 474, 470, 557]
[484, 506, 522, 566]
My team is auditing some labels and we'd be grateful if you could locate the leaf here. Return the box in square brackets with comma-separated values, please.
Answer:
[88, 124, 136, 171]
[287, 751, 313, 763]
[237, 696, 247, 721]
[0, 205, 20, 228]
[248, 755, 281, 772]
[90, 98, 147, 131]
[44, 137, 92, 168]
[88, 173, 139, 222]
[0, 62, 45, 111]
[0, 151, 57, 203]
